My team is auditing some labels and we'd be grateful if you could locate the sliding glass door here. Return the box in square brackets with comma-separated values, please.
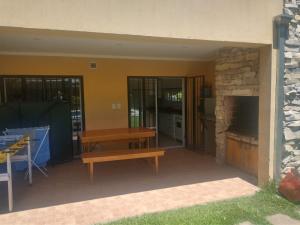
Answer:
[128, 77, 158, 145]
[128, 77, 185, 148]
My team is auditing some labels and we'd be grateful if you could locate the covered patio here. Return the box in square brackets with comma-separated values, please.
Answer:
[0, 149, 258, 224]
[0, 26, 274, 225]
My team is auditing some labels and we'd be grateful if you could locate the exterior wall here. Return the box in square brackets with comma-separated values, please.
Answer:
[0, 55, 214, 130]
[282, 1, 300, 176]
[215, 48, 260, 164]
[0, 0, 282, 44]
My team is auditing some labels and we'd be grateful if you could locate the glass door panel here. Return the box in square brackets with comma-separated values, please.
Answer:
[3, 78, 22, 102]
[128, 77, 186, 148]
[157, 78, 184, 148]
[128, 78, 143, 128]
[128, 77, 158, 146]
[143, 78, 157, 129]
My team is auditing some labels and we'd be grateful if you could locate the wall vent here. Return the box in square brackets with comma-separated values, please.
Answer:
[89, 62, 97, 69]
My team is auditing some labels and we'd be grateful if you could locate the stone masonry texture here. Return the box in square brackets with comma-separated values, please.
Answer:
[215, 48, 259, 164]
[283, 0, 300, 176]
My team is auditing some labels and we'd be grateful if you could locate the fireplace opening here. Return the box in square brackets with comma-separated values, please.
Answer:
[227, 96, 259, 138]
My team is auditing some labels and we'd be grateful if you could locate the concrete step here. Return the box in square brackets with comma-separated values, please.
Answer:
[266, 214, 300, 225]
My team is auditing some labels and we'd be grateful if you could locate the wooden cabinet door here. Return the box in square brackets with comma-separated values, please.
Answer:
[226, 138, 234, 165]
[241, 142, 249, 174]
[226, 137, 258, 177]
[226, 138, 241, 168]
[247, 145, 258, 176]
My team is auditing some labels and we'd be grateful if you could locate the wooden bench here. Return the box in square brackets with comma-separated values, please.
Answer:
[81, 148, 165, 182]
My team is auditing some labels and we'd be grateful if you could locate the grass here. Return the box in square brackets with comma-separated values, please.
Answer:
[100, 183, 300, 225]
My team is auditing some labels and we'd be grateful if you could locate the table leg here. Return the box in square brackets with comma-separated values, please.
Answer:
[89, 162, 94, 183]
[147, 137, 150, 149]
[155, 156, 159, 174]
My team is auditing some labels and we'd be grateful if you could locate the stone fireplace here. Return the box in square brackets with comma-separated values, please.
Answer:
[215, 48, 259, 175]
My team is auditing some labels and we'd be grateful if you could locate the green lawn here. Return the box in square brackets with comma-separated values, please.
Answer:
[100, 184, 300, 225]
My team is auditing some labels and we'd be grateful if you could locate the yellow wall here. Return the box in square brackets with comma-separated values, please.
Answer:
[0, 0, 282, 44]
[0, 55, 214, 130]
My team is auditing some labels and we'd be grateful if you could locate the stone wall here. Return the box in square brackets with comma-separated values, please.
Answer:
[215, 48, 260, 163]
[282, 0, 300, 176]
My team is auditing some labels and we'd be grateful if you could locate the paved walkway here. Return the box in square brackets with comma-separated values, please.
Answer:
[0, 178, 258, 225]
[0, 150, 258, 225]
[239, 214, 300, 225]
[266, 214, 300, 225]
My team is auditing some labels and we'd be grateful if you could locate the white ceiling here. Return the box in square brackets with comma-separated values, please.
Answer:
[0, 28, 260, 61]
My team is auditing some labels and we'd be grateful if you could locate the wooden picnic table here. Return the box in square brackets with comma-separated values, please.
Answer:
[79, 128, 156, 152]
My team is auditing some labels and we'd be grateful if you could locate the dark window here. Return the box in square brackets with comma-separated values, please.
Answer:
[3, 78, 23, 102]
[0, 75, 84, 137]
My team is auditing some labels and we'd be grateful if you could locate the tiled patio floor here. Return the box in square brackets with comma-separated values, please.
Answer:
[0, 149, 258, 225]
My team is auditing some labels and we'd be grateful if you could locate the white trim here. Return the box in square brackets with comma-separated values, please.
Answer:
[0, 51, 215, 62]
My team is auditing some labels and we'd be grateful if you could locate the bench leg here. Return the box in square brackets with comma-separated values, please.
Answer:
[89, 163, 94, 183]
[155, 156, 159, 174]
